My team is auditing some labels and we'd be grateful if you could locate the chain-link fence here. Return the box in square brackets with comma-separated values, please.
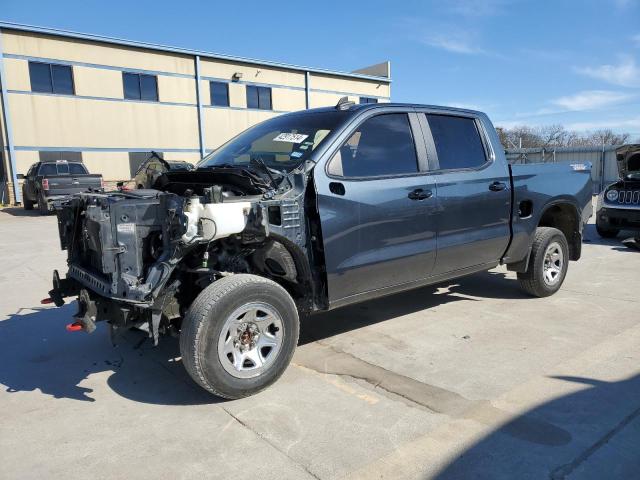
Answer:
[505, 146, 620, 194]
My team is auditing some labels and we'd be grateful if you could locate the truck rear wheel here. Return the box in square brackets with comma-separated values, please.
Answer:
[38, 193, 49, 215]
[180, 274, 299, 399]
[22, 187, 34, 210]
[517, 227, 569, 298]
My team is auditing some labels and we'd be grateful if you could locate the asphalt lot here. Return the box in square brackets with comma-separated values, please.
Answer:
[0, 204, 639, 480]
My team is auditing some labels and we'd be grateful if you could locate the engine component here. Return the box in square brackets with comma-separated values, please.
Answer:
[181, 195, 251, 244]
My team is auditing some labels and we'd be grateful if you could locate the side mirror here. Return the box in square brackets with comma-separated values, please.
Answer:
[16, 173, 25, 180]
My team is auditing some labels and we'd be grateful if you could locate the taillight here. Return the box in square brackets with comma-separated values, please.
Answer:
[100, 177, 105, 190]
[42, 178, 49, 191]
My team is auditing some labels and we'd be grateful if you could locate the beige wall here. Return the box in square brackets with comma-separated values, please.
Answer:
[200, 58, 305, 88]
[204, 108, 279, 150]
[0, 29, 390, 187]
[3, 31, 194, 75]
[310, 73, 390, 99]
[9, 94, 200, 149]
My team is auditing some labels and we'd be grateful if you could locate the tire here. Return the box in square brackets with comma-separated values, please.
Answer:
[595, 222, 619, 239]
[22, 187, 34, 210]
[180, 274, 299, 399]
[517, 227, 569, 298]
[38, 193, 49, 215]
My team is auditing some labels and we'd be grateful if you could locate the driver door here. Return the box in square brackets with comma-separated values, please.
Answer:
[314, 110, 438, 307]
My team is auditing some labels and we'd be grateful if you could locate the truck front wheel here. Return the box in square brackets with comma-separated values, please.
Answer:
[180, 274, 299, 399]
[517, 227, 569, 297]
[595, 221, 619, 238]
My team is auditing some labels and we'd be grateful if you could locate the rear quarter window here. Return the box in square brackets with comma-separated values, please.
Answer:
[426, 114, 487, 170]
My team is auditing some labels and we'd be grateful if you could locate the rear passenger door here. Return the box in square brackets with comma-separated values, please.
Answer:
[314, 110, 438, 305]
[419, 112, 511, 275]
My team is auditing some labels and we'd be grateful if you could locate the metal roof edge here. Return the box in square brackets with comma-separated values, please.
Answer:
[0, 21, 392, 83]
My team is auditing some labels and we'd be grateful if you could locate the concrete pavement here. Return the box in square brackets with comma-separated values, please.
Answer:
[0, 205, 638, 479]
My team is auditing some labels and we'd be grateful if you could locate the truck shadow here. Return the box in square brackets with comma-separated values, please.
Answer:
[0, 304, 215, 405]
[0, 207, 43, 217]
[433, 373, 640, 479]
[0, 270, 526, 405]
[582, 224, 639, 252]
[300, 270, 526, 345]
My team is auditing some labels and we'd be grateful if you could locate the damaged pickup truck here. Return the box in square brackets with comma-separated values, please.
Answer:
[48, 100, 593, 399]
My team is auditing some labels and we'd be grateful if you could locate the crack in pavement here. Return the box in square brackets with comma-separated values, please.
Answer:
[295, 341, 572, 447]
[222, 407, 322, 480]
[549, 404, 640, 480]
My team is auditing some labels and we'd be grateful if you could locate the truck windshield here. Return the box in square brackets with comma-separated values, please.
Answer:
[198, 111, 345, 172]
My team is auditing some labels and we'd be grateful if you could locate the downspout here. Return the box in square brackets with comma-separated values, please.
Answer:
[0, 28, 21, 204]
[194, 55, 206, 159]
[305, 71, 310, 109]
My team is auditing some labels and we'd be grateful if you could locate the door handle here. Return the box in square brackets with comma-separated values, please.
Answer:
[489, 181, 507, 192]
[408, 188, 432, 200]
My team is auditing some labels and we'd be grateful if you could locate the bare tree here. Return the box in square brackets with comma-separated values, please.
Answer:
[495, 124, 634, 149]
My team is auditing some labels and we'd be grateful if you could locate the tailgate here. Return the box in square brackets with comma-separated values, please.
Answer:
[44, 174, 102, 196]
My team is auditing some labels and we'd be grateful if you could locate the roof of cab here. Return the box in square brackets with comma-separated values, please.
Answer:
[288, 102, 484, 117]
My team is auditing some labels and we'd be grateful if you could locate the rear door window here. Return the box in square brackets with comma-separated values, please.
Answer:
[425, 114, 487, 170]
[329, 113, 419, 178]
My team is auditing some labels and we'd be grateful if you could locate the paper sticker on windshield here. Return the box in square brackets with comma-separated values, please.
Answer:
[273, 133, 309, 143]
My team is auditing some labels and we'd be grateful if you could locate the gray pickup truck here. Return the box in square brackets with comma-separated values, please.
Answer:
[19, 160, 103, 214]
[47, 100, 592, 399]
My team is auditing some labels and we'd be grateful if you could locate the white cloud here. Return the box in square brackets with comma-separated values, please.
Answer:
[551, 90, 635, 111]
[565, 116, 640, 132]
[575, 56, 640, 88]
[613, 0, 637, 9]
[422, 31, 487, 55]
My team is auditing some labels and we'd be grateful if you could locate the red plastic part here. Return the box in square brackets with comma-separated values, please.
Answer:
[40, 298, 54, 304]
[66, 322, 83, 332]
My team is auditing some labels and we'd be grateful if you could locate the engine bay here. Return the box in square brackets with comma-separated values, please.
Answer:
[53, 167, 324, 343]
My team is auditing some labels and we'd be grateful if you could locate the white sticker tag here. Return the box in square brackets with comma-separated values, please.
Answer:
[117, 223, 135, 233]
[273, 133, 309, 143]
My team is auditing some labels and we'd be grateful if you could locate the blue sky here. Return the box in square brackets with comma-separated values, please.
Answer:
[3, 0, 640, 135]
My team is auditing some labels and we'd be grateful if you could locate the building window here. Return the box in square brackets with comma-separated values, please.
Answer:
[122, 72, 158, 101]
[29, 62, 74, 95]
[210, 81, 229, 107]
[359, 97, 378, 104]
[246, 85, 272, 110]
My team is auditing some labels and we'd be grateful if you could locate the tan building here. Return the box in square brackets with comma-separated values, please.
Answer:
[0, 22, 391, 204]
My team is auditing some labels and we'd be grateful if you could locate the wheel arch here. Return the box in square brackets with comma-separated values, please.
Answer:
[537, 200, 582, 261]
